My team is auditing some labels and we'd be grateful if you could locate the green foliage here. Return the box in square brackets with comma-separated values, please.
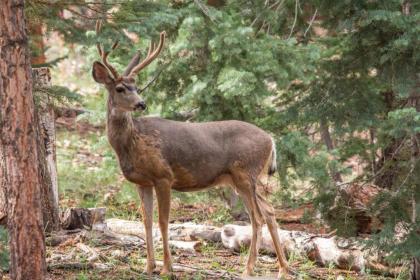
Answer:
[0, 226, 9, 272]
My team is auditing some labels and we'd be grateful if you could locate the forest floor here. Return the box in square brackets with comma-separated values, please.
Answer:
[35, 115, 408, 280]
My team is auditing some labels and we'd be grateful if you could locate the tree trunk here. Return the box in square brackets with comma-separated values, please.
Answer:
[207, 0, 225, 7]
[28, 21, 46, 66]
[0, 70, 61, 232]
[373, 139, 402, 188]
[0, 150, 6, 225]
[33, 68, 60, 232]
[0, 1, 47, 279]
[320, 119, 343, 182]
[412, 258, 420, 280]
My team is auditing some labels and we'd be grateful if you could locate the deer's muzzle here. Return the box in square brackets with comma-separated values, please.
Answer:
[134, 101, 147, 111]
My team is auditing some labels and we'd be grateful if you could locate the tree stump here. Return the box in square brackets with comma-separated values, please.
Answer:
[60, 208, 106, 230]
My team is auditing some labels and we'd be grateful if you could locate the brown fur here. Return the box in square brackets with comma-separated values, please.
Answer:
[92, 59, 289, 278]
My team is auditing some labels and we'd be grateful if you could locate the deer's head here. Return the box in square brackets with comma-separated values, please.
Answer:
[92, 20, 166, 113]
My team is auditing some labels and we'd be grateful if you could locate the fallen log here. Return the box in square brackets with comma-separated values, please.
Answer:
[105, 218, 219, 242]
[222, 224, 365, 271]
[221, 224, 403, 276]
[47, 262, 110, 271]
[169, 240, 202, 253]
[101, 218, 402, 276]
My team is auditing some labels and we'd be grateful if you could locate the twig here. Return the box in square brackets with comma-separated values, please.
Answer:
[193, 0, 216, 22]
[76, 242, 100, 262]
[137, 63, 169, 94]
[48, 262, 93, 270]
[303, 8, 317, 37]
[287, 0, 299, 39]
[250, 0, 283, 28]
[306, 229, 337, 240]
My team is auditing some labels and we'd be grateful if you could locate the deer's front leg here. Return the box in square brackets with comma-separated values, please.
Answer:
[137, 186, 156, 275]
[154, 179, 173, 275]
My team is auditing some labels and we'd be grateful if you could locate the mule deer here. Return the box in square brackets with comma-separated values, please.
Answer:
[92, 21, 289, 278]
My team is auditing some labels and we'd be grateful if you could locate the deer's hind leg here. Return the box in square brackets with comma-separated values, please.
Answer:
[256, 191, 289, 278]
[231, 171, 263, 276]
[137, 186, 156, 275]
[154, 179, 173, 275]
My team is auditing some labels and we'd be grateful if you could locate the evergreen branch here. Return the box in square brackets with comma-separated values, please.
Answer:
[65, 7, 109, 20]
[32, 55, 68, 68]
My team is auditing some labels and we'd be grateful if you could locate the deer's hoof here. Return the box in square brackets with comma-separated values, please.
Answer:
[277, 266, 290, 279]
[143, 262, 156, 276]
[241, 268, 255, 279]
[159, 267, 174, 279]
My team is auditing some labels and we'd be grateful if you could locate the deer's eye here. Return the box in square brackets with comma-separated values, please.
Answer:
[116, 87, 125, 93]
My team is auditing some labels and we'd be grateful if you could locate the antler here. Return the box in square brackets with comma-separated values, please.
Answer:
[128, 31, 166, 78]
[96, 20, 120, 80]
[122, 52, 141, 77]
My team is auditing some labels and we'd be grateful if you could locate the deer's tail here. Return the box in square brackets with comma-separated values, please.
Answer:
[268, 137, 277, 176]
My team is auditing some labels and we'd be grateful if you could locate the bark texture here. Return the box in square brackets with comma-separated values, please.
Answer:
[412, 258, 420, 280]
[0, 1, 47, 279]
[33, 67, 60, 231]
[320, 119, 343, 183]
[0, 149, 6, 225]
[28, 21, 46, 65]
[60, 207, 106, 230]
[0, 69, 61, 231]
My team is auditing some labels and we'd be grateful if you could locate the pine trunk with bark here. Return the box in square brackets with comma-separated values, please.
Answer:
[0, 150, 6, 225]
[0, 70, 60, 232]
[0, 0, 47, 279]
[320, 119, 343, 183]
[33, 68, 60, 232]
[28, 21, 47, 65]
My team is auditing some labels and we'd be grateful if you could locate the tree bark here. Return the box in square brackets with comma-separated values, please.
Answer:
[28, 20, 46, 65]
[0, 70, 61, 232]
[207, 0, 225, 7]
[0, 149, 6, 225]
[33, 67, 60, 232]
[320, 119, 343, 182]
[0, 0, 47, 279]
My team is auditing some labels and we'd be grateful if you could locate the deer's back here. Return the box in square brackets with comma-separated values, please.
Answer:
[135, 117, 273, 190]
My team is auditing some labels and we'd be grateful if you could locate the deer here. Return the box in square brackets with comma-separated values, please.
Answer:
[92, 21, 289, 279]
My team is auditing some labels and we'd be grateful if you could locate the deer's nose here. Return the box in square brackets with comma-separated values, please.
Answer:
[134, 101, 147, 111]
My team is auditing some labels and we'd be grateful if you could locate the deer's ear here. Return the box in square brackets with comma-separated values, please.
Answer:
[92, 61, 114, 84]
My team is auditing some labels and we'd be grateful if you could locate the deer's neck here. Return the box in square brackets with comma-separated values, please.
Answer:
[106, 97, 135, 145]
